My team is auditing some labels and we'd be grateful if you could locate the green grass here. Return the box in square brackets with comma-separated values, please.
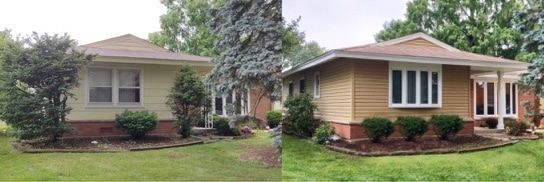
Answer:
[283, 135, 544, 181]
[0, 131, 280, 181]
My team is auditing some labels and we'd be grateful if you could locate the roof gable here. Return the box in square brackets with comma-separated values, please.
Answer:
[374, 32, 460, 52]
[81, 34, 169, 52]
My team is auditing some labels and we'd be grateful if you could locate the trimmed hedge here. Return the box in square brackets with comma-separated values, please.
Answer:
[361, 117, 394, 143]
[484, 117, 498, 129]
[430, 114, 464, 140]
[115, 110, 159, 139]
[266, 110, 282, 128]
[312, 122, 335, 144]
[396, 116, 428, 141]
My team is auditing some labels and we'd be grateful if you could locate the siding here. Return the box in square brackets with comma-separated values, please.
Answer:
[283, 59, 354, 123]
[66, 58, 210, 121]
[392, 38, 443, 49]
[353, 60, 471, 122]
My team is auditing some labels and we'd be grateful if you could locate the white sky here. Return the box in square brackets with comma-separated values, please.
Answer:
[283, 0, 409, 49]
[0, 0, 165, 45]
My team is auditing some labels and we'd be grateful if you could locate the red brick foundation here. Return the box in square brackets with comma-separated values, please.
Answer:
[67, 120, 177, 137]
[330, 121, 475, 140]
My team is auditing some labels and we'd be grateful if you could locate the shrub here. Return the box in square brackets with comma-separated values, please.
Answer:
[266, 110, 282, 128]
[115, 110, 159, 139]
[395, 116, 428, 141]
[0, 121, 12, 136]
[484, 117, 498, 129]
[505, 118, 528, 136]
[430, 114, 464, 140]
[312, 122, 335, 144]
[213, 115, 241, 136]
[283, 93, 318, 137]
[361, 117, 394, 143]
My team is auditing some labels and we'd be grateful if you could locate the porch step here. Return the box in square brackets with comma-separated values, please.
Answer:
[192, 127, 216, 136]
[474, 127, 505, 134]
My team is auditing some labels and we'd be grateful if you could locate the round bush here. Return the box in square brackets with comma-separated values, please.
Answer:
[484, 117, 498, 129]
[505, 118, 528, 136]
[312, 122, 335, 145]
[266, 110, 282, 128]
[430, 114, 464, 140]
[115, 110, 159, 139]
[283, 93, 318, 137]
[361, 117, 394, 143]
[213, 115, 237, 136]
[395, 116, 428, 141]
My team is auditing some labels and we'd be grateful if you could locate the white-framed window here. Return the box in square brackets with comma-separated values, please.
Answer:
[87, 67, 143, 107]
[313, 72, 320, 98]
[299, 78, 306, 93]
[389, 62, 442, 108]
[473, 80, 518, 118]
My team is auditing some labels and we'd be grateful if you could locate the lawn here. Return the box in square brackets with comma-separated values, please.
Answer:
[0, 131, 281, 181]
[283, 135, 544, 181]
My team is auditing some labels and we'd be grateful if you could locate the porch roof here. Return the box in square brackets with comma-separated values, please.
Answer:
[283, 33, 528, 76]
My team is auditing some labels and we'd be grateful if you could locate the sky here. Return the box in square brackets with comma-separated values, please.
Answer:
[0, 0, 165, 45]
[283, 0, 409, 49]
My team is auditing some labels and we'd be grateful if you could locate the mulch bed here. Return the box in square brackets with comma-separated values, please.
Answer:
[13, 135, 204, 153]
[328, 135, 515, 156]
[240, 144, 281, 168]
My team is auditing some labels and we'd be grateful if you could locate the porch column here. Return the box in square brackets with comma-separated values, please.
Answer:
[497, 71, 505, 129]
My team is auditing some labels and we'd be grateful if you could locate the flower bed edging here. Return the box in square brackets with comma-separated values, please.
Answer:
[325, 140, 517, 157]
[129, 140, 204, 151]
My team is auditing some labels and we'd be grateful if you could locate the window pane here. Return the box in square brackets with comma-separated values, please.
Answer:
[512, 84, 518, 114]
[215, 97, 223, 114]
[432, 72, 438, 104]
[89, 68, 112, 87]
[407, 71, 416, 104]
[119, 88, 140, 103]
[314, 74, 320, 96]
[118, 69, 140, 87]
[420, 71, 428, 104]
[392, 70, 402, 104]
[89, 87, 112, 102]
[299, 79, 306, 93]
[506, 83, 511, 114]
[288, 83, 293, 95]
[487, 82, 495, 115]
[476, 82, 484, 115]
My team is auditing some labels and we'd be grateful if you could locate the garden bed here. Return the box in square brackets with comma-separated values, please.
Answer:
[13, 135, 205, 153]
[327, 135, 515, 156]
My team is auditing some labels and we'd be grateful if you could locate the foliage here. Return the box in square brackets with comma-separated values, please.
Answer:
[395, 116, 428, 141]
[282, 19, 325, 66]
[0, 121, 11, 136]
[483, 117, 499, 129]
[213, 115, 238, 136]
[361, 117, 394, 143]
[206, 0, 283, 111]
[283, 93, 317, 137]
[167, 65, 210, 138]
[504, 118, 528, 136]
[286, 41, 326, 66]
[0, 32, 94, 141]
[266, 110, 282, 128]
[271, 124, 282, 152]
[312, 122, 335, 145]
[430, 115, 464, 140]
[114, 110, 159, 139]
[375, 0, 523, 60]
[149, 0, 224, 56]
[517, 0, 544, 127]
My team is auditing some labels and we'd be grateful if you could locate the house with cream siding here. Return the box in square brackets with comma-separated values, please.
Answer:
[67, 34, 272, 137]
[282, 33, 528, 140]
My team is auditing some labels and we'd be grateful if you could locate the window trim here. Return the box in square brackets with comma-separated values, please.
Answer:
[473, 79, 518, 119]
[313, 72, 320, 98]
[388, 62, 442, 108]
[85, 66, 144, 108]
[299, 77, 306, 94]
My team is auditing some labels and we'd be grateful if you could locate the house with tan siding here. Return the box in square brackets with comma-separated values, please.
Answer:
[282, 33, 528, 140]
[67, 34, 272, 137]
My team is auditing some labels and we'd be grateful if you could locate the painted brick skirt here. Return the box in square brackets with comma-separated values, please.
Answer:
[67, 120, 177, 137]
[330, 121, 475, 140]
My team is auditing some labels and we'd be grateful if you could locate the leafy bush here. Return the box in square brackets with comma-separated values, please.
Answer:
[505, 118, 528, 136]
[266, 110, 282, 128]
[361, 117, 394, 143]
[0, 121, 11, 136]
[115, 110, 159, 139]
[395, 116, 428, 141]
[430, 115, 464, 140]
[283, 93, 318, 137]
[312, 122, 335, 144]
[484, 117, 498, 129]
[213, 115, 241, 136]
